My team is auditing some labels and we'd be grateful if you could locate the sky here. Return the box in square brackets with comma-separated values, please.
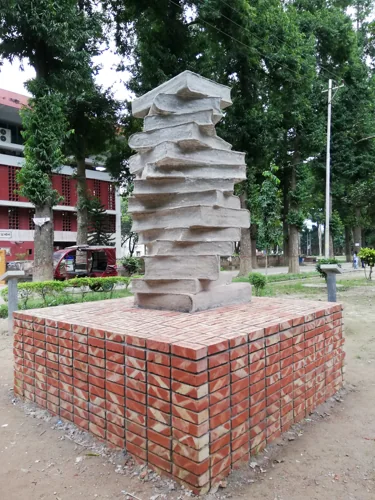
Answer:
[0, 49, 132, 101]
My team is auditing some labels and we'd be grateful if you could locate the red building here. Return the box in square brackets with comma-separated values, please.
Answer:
[0, 88, 121, 261]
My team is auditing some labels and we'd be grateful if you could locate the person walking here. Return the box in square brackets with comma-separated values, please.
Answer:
[353, 252, 359, 269]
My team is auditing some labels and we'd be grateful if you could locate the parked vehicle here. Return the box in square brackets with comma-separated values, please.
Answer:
[53, 246, 117, 280]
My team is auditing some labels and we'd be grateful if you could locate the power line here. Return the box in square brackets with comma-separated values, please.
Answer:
[168, 0, 306, 81]
[215, 0, 345, 85]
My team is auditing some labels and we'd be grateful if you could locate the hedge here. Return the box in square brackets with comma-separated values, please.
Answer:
[1, 276, 131, 309]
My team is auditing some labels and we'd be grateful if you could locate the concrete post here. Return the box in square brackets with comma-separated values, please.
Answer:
[0, 271, 25, 334]
[320, 264, 342, 303]
[326, 272, 337, 302]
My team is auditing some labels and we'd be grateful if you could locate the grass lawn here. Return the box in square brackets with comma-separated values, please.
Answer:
[0, 288, 132, 318]
[234, 271, 320, 284]
[257, 274, 374, 297]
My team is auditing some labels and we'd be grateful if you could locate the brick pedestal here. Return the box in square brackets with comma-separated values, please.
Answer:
[13, 297, 345, 494]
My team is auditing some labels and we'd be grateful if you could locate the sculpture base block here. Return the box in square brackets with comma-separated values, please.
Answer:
[134, 282, 251, 312]
[13, 297, 345, 495]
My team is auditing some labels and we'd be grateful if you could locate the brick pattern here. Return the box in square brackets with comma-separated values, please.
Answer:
[13, 298, 345, 494]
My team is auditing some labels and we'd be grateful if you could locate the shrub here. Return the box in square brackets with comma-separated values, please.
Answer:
[1, 276, 131, 307]
[316, 258, 341, 280]
[0, 305, 8, 318]
[358, 248, 375, 280]
[122, 256, 142, 275]
[248, 272, 267, 296]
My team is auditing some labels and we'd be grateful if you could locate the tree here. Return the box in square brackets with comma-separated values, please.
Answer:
[257, 165, 282, 273]
[61, 3, 121, 249]
[65, 84, 122, 248]
[0, 0, 87, 280]
[88, 197, 115, 246]
[17, 84, 67, 281]
[121, 197, 138, 257]
[106, 0, 370, 275]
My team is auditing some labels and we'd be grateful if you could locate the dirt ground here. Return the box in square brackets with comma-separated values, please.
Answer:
[1, 279, 375, 500]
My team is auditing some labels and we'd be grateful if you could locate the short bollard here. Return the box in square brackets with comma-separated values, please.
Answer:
[0, 271, 25, 334]
[320, 264, 342, 302]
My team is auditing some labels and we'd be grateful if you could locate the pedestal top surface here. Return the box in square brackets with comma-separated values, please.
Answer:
[15, 297, 342, 359]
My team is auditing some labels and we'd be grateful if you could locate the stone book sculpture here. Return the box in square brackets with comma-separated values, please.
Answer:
[128, 71, 251, 312]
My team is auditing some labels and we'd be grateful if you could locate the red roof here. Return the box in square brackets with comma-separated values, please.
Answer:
[0, 88, 29, 110]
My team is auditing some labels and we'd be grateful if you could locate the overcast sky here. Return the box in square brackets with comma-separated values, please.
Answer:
[0, 49, 132, 101]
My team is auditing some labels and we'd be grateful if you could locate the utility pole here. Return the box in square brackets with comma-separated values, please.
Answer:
[323, 79, 344, 258]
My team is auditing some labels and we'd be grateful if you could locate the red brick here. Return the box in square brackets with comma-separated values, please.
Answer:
[172, 368, 207, 386]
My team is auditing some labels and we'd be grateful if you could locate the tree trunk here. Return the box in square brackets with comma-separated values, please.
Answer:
[345, 226, 351, 262]
[33, 205, 54, 282]
[353, 207, 362, 251]
[76, 157, 89, 245]
[265, 250, 268, 276]
[288, 224, 300, 273]
[239, 227, 252, 276]
[238, 195, 252, 276]
[329, 233, 334, 257]
[282, 184, 289, 266]
[318, 224, 323, 257]
[250, 223, 258, 269]
[76, 156, 89, 272]
[288, 160, 300, 274]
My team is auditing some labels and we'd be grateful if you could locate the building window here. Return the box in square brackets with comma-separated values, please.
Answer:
[62, 176, 71, 206]
[62, 212, 72, 232]
[8, 167, 19, 201]
[108, 183, 115, 210]
[28, 209, 35, 230]
[93, 180, 101, 199]
[8, 208, 19, 229]
[107, 214, 116, 233]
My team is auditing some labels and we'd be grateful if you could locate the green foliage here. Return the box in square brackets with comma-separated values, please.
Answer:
[122, 256, 142, 275]
[257, 165, 282, 254]
[1, 277, 131, 308]
[0, 305, 8, 318]
[248, 272, 267, 296]
[358, 248, 375, 279]
[17, 85, 67, 206]
[316, 258, 341, 280]
[121, 197, 138, 256]
[358, 247, 375, 267]
[87, 197, 115, 246]
[286, 210, 306, 232]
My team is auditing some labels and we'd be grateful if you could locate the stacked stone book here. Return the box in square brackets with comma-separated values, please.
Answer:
[128, 71, 251, 312]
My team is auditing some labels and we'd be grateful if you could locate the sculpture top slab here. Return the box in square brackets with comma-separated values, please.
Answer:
[132, 70, 232, 118]
[128, 71, 251, 312]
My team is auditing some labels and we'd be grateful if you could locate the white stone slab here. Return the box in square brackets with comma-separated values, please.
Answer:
[129, 142, 245, 175]
[144, 255, 220, 280]
[131, 206, 250, 232]
[132, 71, 232, 118]
[146, 240, 233, 256]
[129, 122, 231, 153]
[141, 163, 246, 182]
[132, 278, 202, 294]
[128, 191, 240, 212]
[138, 227, 241, 244]
[144, 109, 220, 134]
[133, 178, 236, 195]
[132, 271, 238, 295]
[149, 94, 222, 120]
[134, 282, 251, 313]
